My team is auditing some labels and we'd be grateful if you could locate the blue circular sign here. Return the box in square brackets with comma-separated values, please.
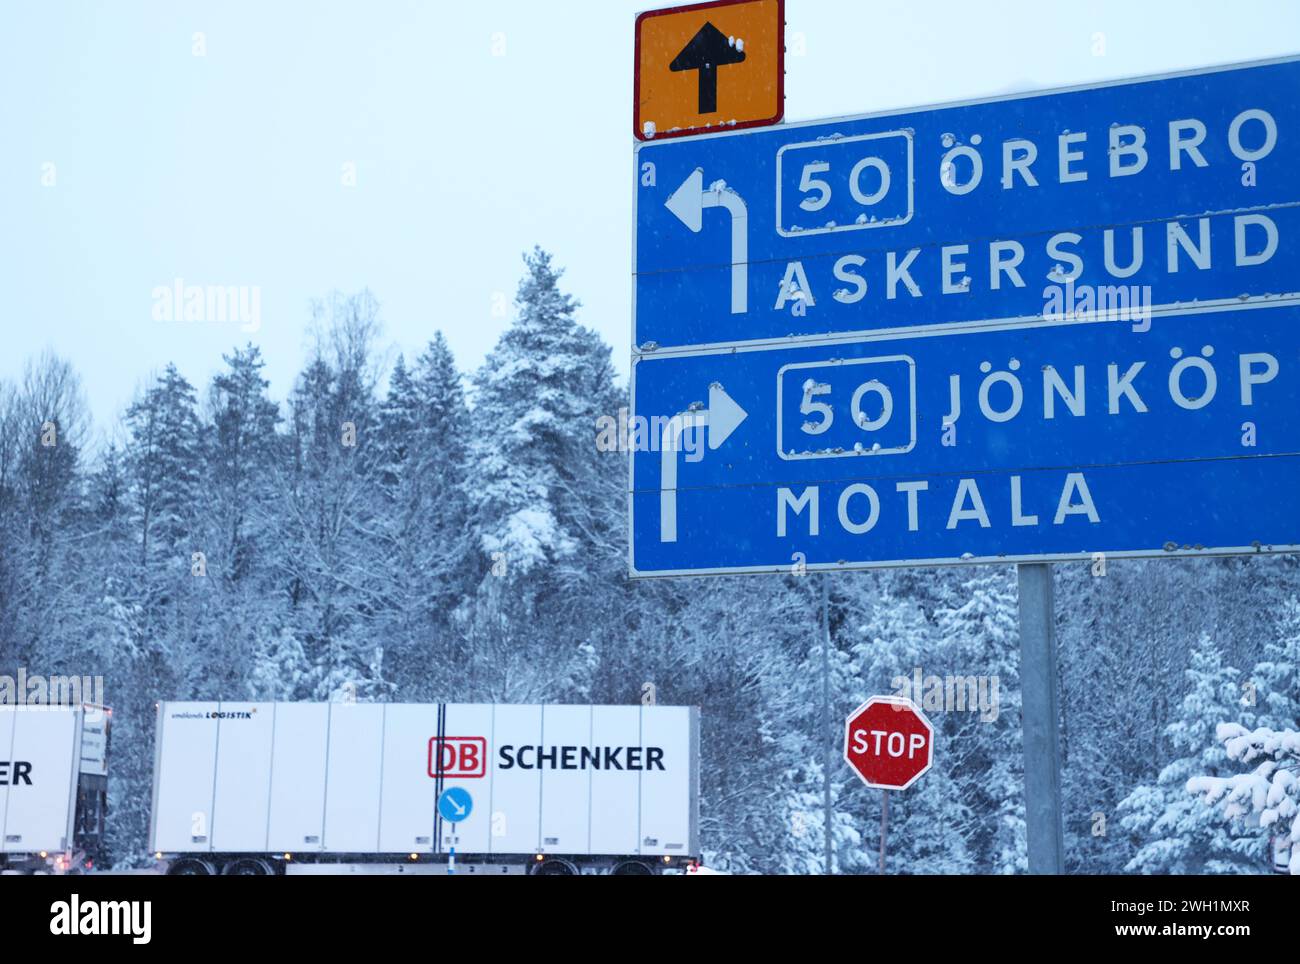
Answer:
[438, 786, 473, 824]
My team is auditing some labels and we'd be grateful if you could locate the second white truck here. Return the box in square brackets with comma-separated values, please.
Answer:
[0, 704, 110, 874]
[150, 701, 700, 875]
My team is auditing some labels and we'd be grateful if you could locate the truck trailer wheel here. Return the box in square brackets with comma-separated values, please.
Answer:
[609, 860, 655, 875]
[223, 858, 274, 876]
[531, 858, 579, 876]
[168, 857, 218, 876]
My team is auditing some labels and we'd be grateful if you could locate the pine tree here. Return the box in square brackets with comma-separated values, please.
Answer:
[71, 442, 141, 670]
[1187, 720, 1300, 875]
[1250, 595, 1300, 730]
[457, 249, 621, 701]
[1056, 559, 1148, 872]
[375, 353, 438, 695]
[0, 355, 89, 670]
[933, 566, 1026, 873]
[275, 293, 388, 700]
[468, 247, 618, 576]
[184, 346, 284, 698]
[776, 578, 861, 874]
[204, 345, 281, 586]
[777, 756, 864, 874]
[125, 364, 202, 581]
[247, 628, 313, 700]
[83, 442, 154, 868]
[1182, 597, 1300, 875]
[410, 332, 475, 605]
[370, 336, 475, 698]
[1118, 632, 1263, 874]
[0, 379, 21, 652]
[377, 355, 418, 486]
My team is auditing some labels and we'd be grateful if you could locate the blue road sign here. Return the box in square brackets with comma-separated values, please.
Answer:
[633, 57, 1300, 351]
[629, 57, 1300, 577]
[629, 302, 1300, 575]
[437, 787, 473, 824]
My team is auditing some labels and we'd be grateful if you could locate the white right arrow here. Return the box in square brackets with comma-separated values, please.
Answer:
[659, 383, 749, 543]
[664, 168, 749, 314]
[707, 382, 747, 450]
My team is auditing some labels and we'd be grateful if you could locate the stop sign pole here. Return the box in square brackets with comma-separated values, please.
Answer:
[844, 695, 934, 874]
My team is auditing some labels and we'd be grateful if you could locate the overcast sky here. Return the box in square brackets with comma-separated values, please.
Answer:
[3, 0, 1299, 432]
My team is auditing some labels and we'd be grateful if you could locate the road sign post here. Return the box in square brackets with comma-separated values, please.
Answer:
[1017, 563, 1065, 874]
[821, 575, 832, 875]
[437, 787, 473, 876]
[879, 788, 889, 876]
[844, 697, 932, 874]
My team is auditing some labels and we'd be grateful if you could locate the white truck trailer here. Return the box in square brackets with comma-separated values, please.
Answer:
[0, 704, 110, 874]
[150, 701, 700, 875]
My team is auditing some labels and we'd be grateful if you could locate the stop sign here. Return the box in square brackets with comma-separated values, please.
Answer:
[843, 696, 934, 790]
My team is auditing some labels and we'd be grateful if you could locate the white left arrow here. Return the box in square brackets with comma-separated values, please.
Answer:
[660, 383, 749, 543]
[665, 168, 748, 314]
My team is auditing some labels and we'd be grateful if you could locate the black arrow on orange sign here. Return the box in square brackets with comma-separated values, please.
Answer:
[669, 21, 746, 115]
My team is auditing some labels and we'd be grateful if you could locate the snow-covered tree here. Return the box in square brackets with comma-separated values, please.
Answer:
[0, 357, 89, 667]
[125, 363, 202, 580]
[1119, 633, 1264, 873]
[274, 292, 389, 700]
[934, 566, 1026, 874]
[1183, 602, 1300, 875]
[777, 755, 863, 875]
[180, 345, 285, 699]
[467, 247, 618, 577]
[1250, 595, 1300, 731]
[372, 335, 475, 699]
[203, 345, 281, 586]
[1187, 723, 1300, 875]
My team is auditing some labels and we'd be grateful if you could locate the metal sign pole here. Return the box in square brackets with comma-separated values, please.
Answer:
[1017, 563, 1065, 874]
[878, 789, 889, 875]
[821, 575, 833, 875]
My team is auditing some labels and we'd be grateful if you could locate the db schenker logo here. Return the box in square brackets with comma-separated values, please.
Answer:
[428, 737, 486, 778]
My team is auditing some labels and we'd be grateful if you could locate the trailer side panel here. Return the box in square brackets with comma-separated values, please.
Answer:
[2, 707, 81, 854]
[266, 702, 329, 853]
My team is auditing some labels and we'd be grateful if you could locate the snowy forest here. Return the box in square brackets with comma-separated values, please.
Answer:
[1, 248, 1297, 874]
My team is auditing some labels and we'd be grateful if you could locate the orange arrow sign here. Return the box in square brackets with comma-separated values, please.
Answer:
[634, 0, 784, 141]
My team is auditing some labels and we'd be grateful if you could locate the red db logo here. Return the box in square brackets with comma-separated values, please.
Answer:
[428, 737, 487, 778]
